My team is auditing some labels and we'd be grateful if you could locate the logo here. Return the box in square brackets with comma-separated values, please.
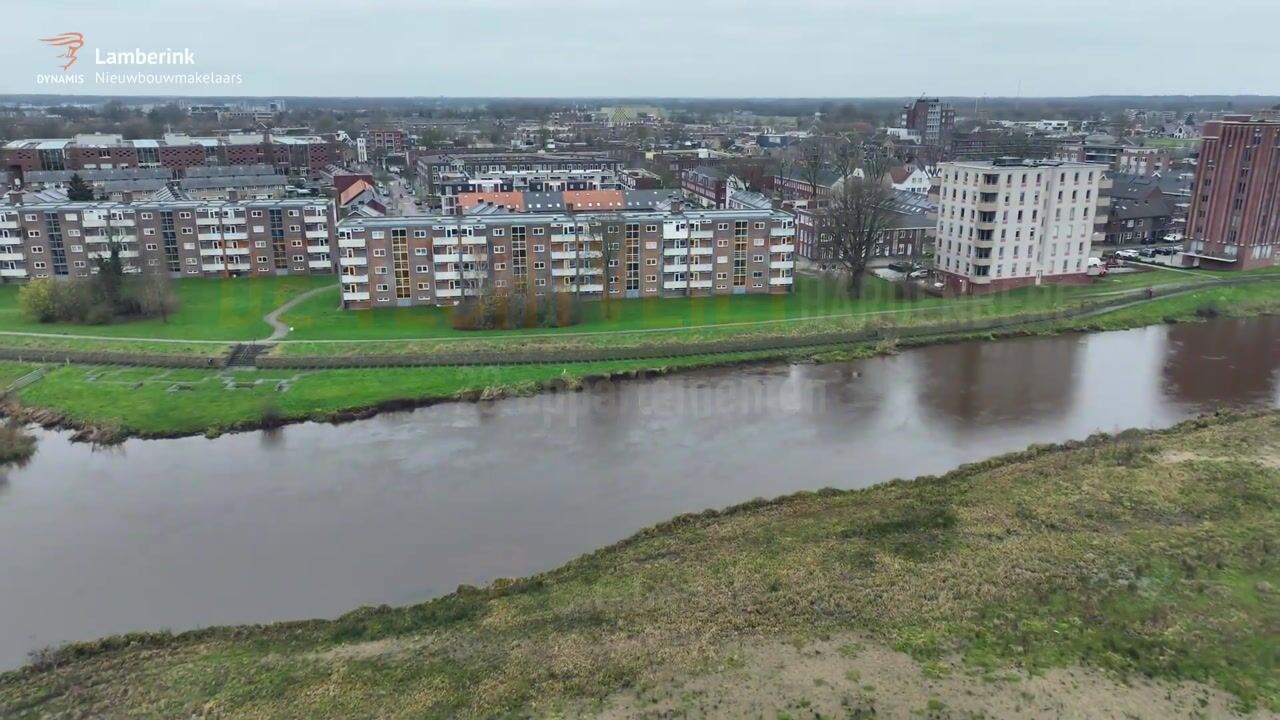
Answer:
[40, 32, 85, 71]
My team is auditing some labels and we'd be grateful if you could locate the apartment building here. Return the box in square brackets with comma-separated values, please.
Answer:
[2, 132, 343, 181]
[0, 195, 335, 282]
[435, 168, 620, 215]
[788, 189, 936, 262]
[1183, 116, 1280, 270]
[416, 152, 624, 195]
[934, 159, 1107, 293]
[901, 97, 956, 155]
[365, 128, 408, 155]
[334, 205, 796, 309]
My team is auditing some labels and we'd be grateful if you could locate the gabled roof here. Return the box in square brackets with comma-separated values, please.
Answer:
[338, 179, 374, 206]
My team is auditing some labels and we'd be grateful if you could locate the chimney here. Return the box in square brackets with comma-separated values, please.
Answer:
[6, 190, 22, 206]
[228, 189, 241, 203]
[670, 195, 683, 214]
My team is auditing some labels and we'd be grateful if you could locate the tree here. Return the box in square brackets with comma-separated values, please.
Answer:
[817, 151, 893, 298]
[136, 272, 180, 323]
[66, 173, 94, 201]
[797, 138, 828, 200]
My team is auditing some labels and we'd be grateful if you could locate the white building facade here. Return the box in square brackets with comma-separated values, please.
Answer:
[934, 159, 1107, 293]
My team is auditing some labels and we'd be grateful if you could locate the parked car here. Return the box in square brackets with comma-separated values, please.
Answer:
[908, 269, 930, 279]
[1115, 249, 1140, 260]
[1138, 248, 1158, 259]
[887, 261, 915, 273]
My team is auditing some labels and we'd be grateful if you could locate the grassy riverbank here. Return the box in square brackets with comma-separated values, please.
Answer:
[4, 279, 1280, 440]
[2, 409, 1276, 718]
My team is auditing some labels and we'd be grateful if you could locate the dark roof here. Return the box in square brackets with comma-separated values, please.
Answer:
[1112, 194, 1173, 221]
[686, 165, 729, 180]
[1108, 173, 1163, 202]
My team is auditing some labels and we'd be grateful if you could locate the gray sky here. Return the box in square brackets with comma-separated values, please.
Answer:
[3, 0, 1278, 97]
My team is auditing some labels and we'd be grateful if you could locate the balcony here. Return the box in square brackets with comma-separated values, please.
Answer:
[691, 246, 714, 255]
[769, 276, 794, 286]
[223, 232, 248, 241]
[770, 260, 794, 270]
[308, 259, 332, 269]
[226, 263, 252, 272]
[0, 268, 27, 278]
[0, 221, 18, 230]
[338, 237, 364, 249]
[110, 219, 136, 227]
[663, 247, 695, 257]
[689, 279, 712, 289]
[769, 227, 796, 237]
[196, 217, 220, 226]
[461, 235, 487, 245]
[306, 244, 330, 254]
[81, 217, 106, 228]
[199, 247, 227, 256]
[197, 233, 222, 242]
[339, 256, 368, 266]
[663, 280, 688, 290]
[436, 288, 463, 298]
[88, 250, 139, 259]
[434, 253, 460, 264]
[305, 229, 329, 239]
[770, 243, 794, 253]
[342, 291, 370, 302]
[690, 230, 714, 239]
[435, 270, 461, 280]
[571, 283, 604, 292]
[201, 263, 226, 272]
[550, 250, 602, 260]
[341, 274, 368, 284]
[0, 252, 24, 262]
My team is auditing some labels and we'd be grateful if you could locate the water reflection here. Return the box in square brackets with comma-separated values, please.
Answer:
[0, 317, 1276, 670]
[1162, 316, 1280, 408]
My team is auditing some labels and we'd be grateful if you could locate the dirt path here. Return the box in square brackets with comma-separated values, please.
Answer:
[587, 635, 1268, 719]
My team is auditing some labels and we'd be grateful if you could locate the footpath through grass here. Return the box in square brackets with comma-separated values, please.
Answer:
[1, 410, 1276, 718]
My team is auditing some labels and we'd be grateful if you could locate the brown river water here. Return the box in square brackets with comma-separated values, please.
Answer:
[0, 317, 1277, 669]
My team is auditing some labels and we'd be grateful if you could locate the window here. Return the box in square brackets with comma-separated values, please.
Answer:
[754, 222, 766, 229]
[533, 244, 545, 252]
[251, 210, 263, 218]
[415, 265, 429, 273]
[646, 258, 658, 266]
[534, 261, 546, 270]
[417, 282, 430, 290]
[376, 284, 389, 292]
[492, 228, 504, 236]
[145, 243, 158, 251]
[532, 228, 545, 236]
[179, 212, 191, 219]
[646, 225, 657, 233]
[493, 245, 505, 254]
[375, 267, 388, 275]
[33, 261, 46, 269]
[292, 255, 305, 263]
[255, 240, 267, 248]
[373, 249, 386, 257]
[181, 227, 193, 235]
[752, 254, 764, 263]
[29, 246, 44, 253]
[646, 274, 658, 283]
[143, 228, 155, 236]
[494, 262, 506, 271]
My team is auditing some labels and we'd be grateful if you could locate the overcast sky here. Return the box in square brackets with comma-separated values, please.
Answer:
[3, 0, 1278, 98]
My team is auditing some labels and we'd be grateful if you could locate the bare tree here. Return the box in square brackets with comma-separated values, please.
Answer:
[817, 150, 892, 298]
[797, 137, 828, 200]
[136, 271, 180, 322]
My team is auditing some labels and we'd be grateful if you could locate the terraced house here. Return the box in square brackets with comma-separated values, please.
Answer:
[0, 196, 335, 281]
[334, 203, 796, 309]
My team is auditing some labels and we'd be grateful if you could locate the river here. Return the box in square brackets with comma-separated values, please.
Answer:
[1, 317, 1278, 669]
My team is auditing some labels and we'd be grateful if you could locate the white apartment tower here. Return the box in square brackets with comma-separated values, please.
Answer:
[935, 159, 1107, 293]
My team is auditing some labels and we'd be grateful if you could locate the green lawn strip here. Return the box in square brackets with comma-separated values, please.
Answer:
[2, 411, 1275, 717]
[0, 363, 40, 389]
[0, 335, 230, 357]
[0, 275, 333, 341]
[12, 352, 788, 438]
[280, 270, 1189, 342]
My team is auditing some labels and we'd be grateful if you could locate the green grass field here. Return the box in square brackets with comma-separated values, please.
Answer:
[279, 269, 1194, 343]
[2, 411, 1275, 717]
[0, 275, 332, 341]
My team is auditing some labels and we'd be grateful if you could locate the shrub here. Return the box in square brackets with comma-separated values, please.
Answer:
[451, 287, 582, 331]
[16, 273, 180, 326]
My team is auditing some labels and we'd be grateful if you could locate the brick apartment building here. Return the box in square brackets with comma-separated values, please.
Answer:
[0, 195, 335, 282]
[2, 133, 343, 182]
[415, 152, 624, 195]
[435, 168, 621, 215]
[681, 166, 742, 209]
[934, 158, 1108, 294]
[334, 202, 796, 309]
[901, 97, 956, 157]
[365, 128, 408, 155]
[789, 189, 936, 262]
[1183, 116, 1280, 270]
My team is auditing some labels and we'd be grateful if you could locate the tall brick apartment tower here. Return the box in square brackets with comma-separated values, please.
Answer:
[1183, 115, 1280, 270]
